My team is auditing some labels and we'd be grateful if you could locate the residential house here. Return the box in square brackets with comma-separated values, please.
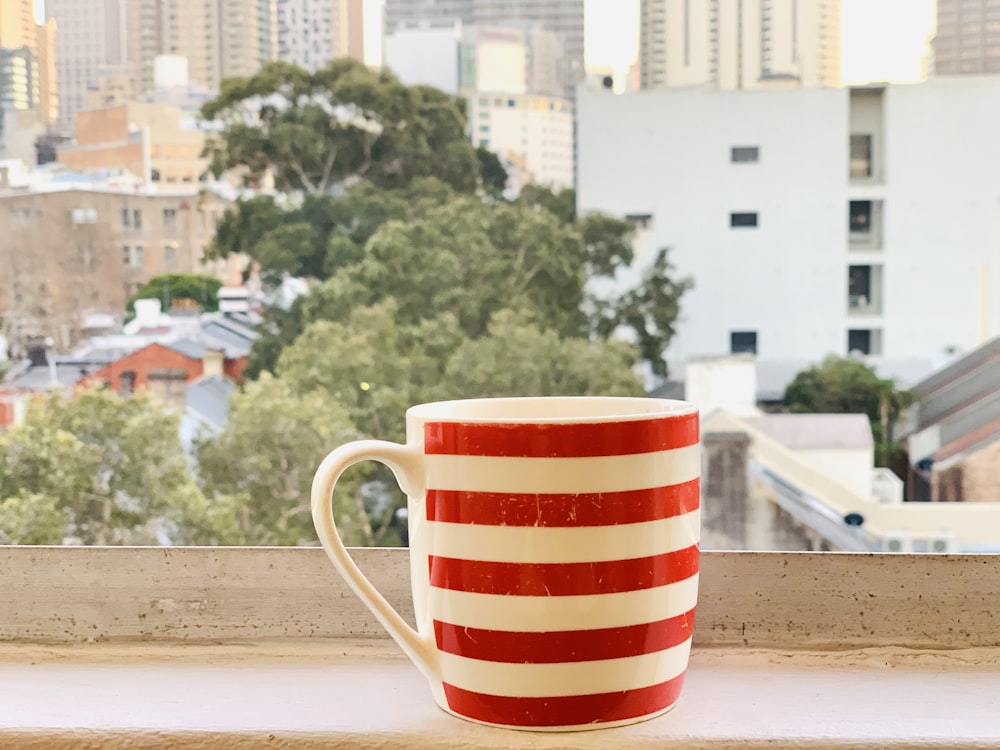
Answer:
[897, 337, 1000, 502]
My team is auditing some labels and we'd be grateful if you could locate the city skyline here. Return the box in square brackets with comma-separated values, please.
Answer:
[32, 0, 936, 85]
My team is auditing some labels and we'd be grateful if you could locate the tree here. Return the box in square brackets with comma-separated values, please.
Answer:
[0, 387, 229, 544]
[201, 59, 478, 195]
[475, 145, 508, 199]
[196, 374, 379, 545]
[783, 355, 916, 467]
[127, 274, 223, 314]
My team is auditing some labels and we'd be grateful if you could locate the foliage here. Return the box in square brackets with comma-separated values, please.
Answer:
[127, 274, 223, 314]
[783, 356, 916, 467]
[201, 60, 478, 195]
[475, 145, 508, 199]
[0, 387, 231, 544]
[195, 374, 376, 545]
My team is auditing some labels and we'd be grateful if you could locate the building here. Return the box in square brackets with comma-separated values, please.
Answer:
[0, 180, 233, 350]
[576, 78, 1000, 369]
[36, 20, 58, 124]
[384, 21, 562, 96]
[0, 0, 37, 52]
[467, 91, 574, 192]
[45, 0, 133, 129]
[58, 102, 209, 185]
[930, 0, 1000, 76]
[639, 0, 841, 90]
[0, 46, 38, 112]
[384, 0, 584, 102]
[276, 0, 365, 71]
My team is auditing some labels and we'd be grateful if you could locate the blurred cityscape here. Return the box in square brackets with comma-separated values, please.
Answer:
[2, 0, 1000, 550]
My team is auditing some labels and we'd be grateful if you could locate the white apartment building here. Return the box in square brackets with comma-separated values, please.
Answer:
[576, 77, 1000, 366]
[276, 0, 364, 72]
[384, 22, 560, 97]
[639, 0, 840, 90]
[384, 0, 583, 101]
[468, 91, 574, 192]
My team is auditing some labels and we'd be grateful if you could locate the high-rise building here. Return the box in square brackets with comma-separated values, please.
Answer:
[36, 20, 58, 124]
[46, 0, 132, 128]
[385, 22, 562, 97]
[277, 0, 364, 71]
[384, 0, 584, 101]
[639, 0, 840, 90]
[931, 0, 1000, 76]
[0, 0, 37, 52]
[134, 0, 278, 95]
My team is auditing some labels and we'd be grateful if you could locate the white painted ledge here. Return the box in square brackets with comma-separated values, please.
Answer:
[3, 642, 1000, 748]
[2, 548, 1000, 747]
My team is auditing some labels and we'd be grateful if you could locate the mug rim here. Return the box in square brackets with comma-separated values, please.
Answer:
[406, 396, 698, 424]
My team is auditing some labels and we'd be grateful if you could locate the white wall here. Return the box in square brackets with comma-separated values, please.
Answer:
[383, 26, 461, 93]
[794, 448, 875, 498]
[577, 78, 1000, 365]
[685, 356, 761, 418]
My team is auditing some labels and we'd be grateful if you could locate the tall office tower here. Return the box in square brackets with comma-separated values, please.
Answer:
[133, 0, 278, 96]
[276, 0, 365, 71]
[931, 0, 1000, 75]
[36, 20, 58, 124]
[639, 0, 840, 90]
[385, 0, 584, 100]
[0, 0, 37, 53]
[46, 0, 132, 128]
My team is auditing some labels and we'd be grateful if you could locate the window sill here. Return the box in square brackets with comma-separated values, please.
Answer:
[3, 547, 1000, 747]
[3, 641, 999, 748]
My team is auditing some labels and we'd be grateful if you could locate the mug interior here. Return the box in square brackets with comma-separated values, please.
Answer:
[407, 396, 696, 423]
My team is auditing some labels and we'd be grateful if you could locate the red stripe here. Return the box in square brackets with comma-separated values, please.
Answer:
[434, 609, 695, 663]
[426, 479, 700, 526]
[424, 412, 698, 457]
[443, 673, 686, 727]
[428, 545, 699, 596]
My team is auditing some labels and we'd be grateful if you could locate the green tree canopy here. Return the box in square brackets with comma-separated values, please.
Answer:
[783, 355, 915, 467]
[0, 387, 230, 545]
[127, 274, 223, 314]
[201, 59, 479, 195]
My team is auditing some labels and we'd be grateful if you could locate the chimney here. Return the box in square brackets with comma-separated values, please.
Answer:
[133, 298, 162, 328]
[202, 348, 225, 379]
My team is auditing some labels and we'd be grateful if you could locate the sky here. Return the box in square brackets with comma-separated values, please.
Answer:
[585, 0, 937, 84]
[35, 0, 937, 85]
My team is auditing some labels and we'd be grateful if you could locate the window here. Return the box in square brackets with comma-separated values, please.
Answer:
[849, 201, 872, 233]
[72, 208, 97, 224]
[850, 134, 872, 178]
[118, 370, 137, 396]
[848, 329, 872, 355]
[132, 246, 144, 268]
[121, 207, 130, 228]
[133, 209, 143, 229]
[730, 331, 758, 354]
[122, 245, 130, 266]
[163, 208, 177, 231]
[730, 212, 758, 228]
[731, 146, 760, 163]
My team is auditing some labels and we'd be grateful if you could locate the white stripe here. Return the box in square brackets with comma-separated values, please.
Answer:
[428, 509, 700, 563]
[440, 639, 692, 698]
[428, 574, 699, 632]
[423, 444, 700, 494]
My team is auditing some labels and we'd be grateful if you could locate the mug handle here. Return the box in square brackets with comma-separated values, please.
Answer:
[310, 439, 438, 680]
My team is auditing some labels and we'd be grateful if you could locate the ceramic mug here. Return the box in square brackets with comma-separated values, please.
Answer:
[311, 396, 701, 731]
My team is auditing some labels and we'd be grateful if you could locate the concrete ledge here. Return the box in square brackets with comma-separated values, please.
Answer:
[3, 547, 1000, 649]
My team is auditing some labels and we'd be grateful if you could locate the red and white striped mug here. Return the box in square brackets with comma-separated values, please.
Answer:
[311, 396, 700, 731]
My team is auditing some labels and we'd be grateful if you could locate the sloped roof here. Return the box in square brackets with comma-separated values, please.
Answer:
[745, 413, 874, 450]
[184, 375, 236, 430]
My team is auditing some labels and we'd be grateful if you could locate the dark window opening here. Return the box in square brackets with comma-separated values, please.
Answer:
[848, 329, 871, 355]
[731, 331, 758, 354]
[730, 212, 758, 228]
[731, 146, 760, 163]
[118, 370, 137, 396]
[849, 201, 872, 233]
[848, 265, 871, 306]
